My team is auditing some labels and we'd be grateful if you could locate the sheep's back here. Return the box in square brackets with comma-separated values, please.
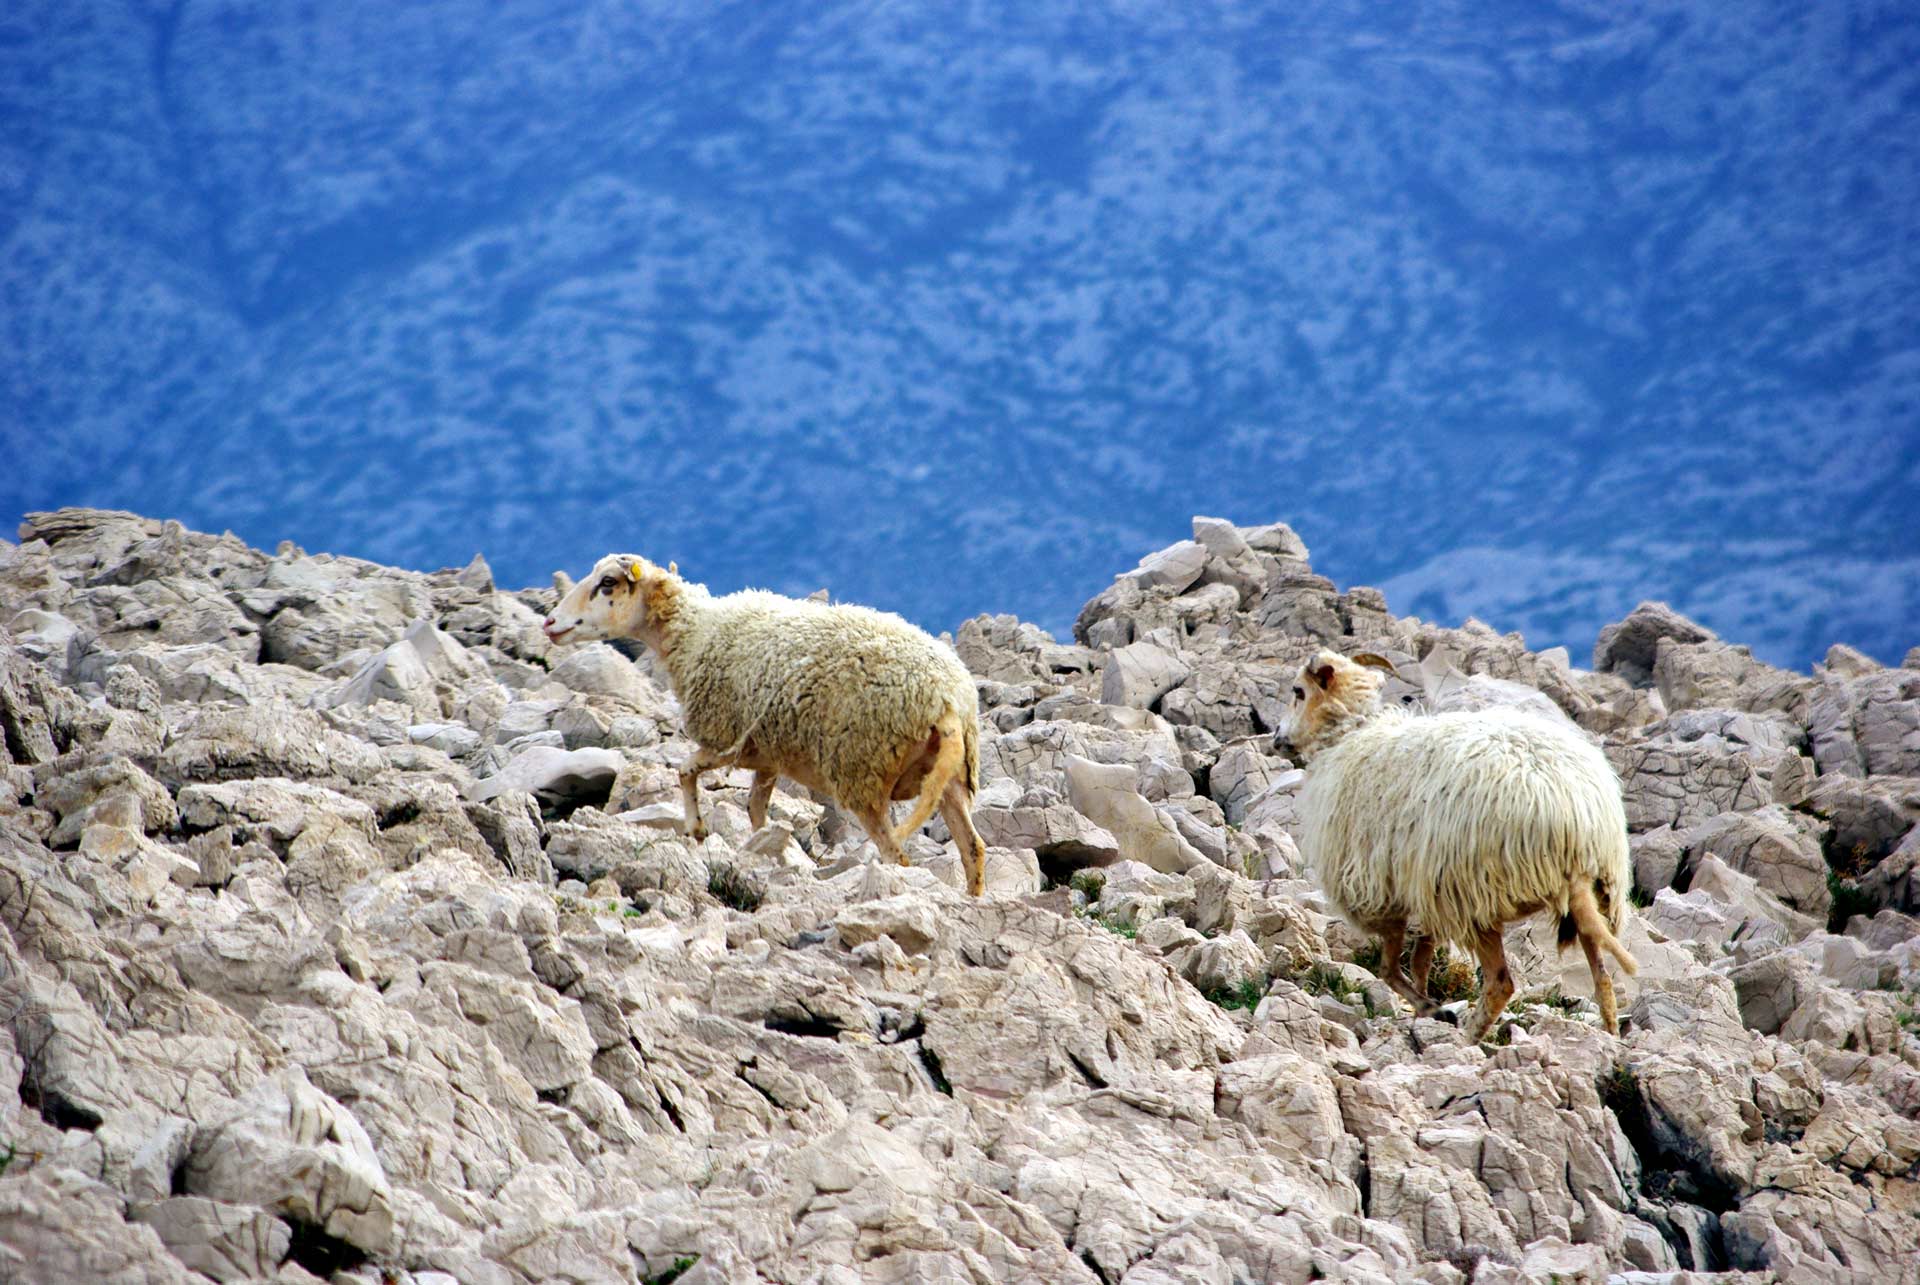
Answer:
[673, 593, 974, 803]
[1302, 708, 1629, 946]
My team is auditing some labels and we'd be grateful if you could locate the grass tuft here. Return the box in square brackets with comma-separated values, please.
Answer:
[1202, 979, 1267, 1013]
[1827, 872, 1876, 933]
[707, 864, 763, 912]
[1349, 940, 1477, 1005]
[642, 1256, 699, 1285]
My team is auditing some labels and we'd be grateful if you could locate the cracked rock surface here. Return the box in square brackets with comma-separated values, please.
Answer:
[0, 509, 1916, 1284]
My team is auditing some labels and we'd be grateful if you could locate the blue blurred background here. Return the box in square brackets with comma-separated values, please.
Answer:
[5, 2, 1918, 667]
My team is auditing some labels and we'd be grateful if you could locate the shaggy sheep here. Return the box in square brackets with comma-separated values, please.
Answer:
[1282, 649, 1637, 1039]
[542, 555, 989, 894]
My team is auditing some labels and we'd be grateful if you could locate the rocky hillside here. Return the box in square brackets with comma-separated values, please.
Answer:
[0, 508, 1916, 1284]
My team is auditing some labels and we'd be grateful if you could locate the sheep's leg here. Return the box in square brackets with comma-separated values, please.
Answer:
[1408, 935, 1437, 1011]
[938, 779, 987, 898]
[1580, 929, 1619, 1035]
[854, 803, 911, 869]
[1570, 884, 1622, 1034]
[1465, 927, 1515, 1043]
[1374, 920, 1427, 1016]
[679, 747, 731, 841]
[747, 772, 775, 831]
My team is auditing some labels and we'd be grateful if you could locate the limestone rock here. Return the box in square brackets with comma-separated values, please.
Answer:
[1124, 540, 1209, 593]
[158, 701, 387, 785]
[1100, 634, 1192, 709]
[1684, 806, 1831, 921]
[132, 1197, 292, 1283]
[1593, 602, 1716, 686]
[0, 1167, 196, 1284]
[8, 509, 1920, 1284]
[184, 1066, 395, 1255]
[1063, 754, 1206, 874]
[467, 745, 622, 806]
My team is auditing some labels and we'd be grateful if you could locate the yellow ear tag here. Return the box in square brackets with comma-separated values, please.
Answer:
[627, 562, 644, 583]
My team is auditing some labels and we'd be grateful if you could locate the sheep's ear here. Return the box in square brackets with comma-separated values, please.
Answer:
[667, 561, 677, 576]
[626, 559, 645, 583]
[1308, 660, 1338, 690]
[1350, 653, 1397, 673]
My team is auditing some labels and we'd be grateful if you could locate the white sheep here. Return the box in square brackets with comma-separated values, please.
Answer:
[1282, 649, 1638, 1039]
[542, 555, 989, 894]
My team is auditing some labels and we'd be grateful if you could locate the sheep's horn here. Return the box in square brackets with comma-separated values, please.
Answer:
[1350, 653, 1398, 672]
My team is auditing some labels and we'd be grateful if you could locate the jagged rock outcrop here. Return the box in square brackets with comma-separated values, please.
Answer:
[0, 508, 1915, 1285]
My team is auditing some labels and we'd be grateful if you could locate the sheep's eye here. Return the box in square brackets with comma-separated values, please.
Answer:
[1292, 685, 1305, 701]
[597, 576, 618, 594]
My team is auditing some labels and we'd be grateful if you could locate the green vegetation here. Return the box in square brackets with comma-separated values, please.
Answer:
[1827, 871, 1877, 933]
[1598, 1062, 1640, 1117]
[642, 1256, 699, 1285]
[707, 864, 763, 912]
[1350, 941, 1478, 1005]
[1203, 979, 1266, 1013]
[1290, 962, 1380, 1017]
[1069, 869, 1107, 900]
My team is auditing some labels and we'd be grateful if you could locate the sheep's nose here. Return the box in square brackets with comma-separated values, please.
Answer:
[1272, 734, 1299, 763]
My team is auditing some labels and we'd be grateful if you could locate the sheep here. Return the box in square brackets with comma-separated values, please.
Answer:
[542, 554, 989, 894]
[1280, 649, 1638, 1040]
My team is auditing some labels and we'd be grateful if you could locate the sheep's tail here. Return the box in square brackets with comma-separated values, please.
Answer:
[893, 706, 969, 844]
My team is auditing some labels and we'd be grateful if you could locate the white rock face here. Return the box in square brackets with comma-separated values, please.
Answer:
[1, 508, 1917, 1284]
[467, 744, 623, 804]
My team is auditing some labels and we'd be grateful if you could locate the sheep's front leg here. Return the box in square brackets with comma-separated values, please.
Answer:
[680, 747, 731, 841]
[1408, 935, 1437, 1011]
[1465, 926, 1516, 1043]
[854, 803, 910, 869]
[1374, 920, 1428, 1016]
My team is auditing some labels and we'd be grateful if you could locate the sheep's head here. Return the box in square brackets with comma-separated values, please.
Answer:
[543, 554, 679, 647]
[1278, 649, 1391, 763]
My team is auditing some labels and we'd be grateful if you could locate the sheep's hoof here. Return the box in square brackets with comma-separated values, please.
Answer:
[685, 822, 710, 841]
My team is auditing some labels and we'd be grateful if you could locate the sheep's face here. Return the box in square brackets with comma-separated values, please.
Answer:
[544, 554, 664, 645]
[1280, 650, 1387, 763]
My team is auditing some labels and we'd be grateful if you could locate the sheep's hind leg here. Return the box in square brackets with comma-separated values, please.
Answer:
[1465, 926, 1516, 1043]
[937, 779, 987, 898]
[1374, 920, 1428, 1017]
[1570, 884, 1622, 1034]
